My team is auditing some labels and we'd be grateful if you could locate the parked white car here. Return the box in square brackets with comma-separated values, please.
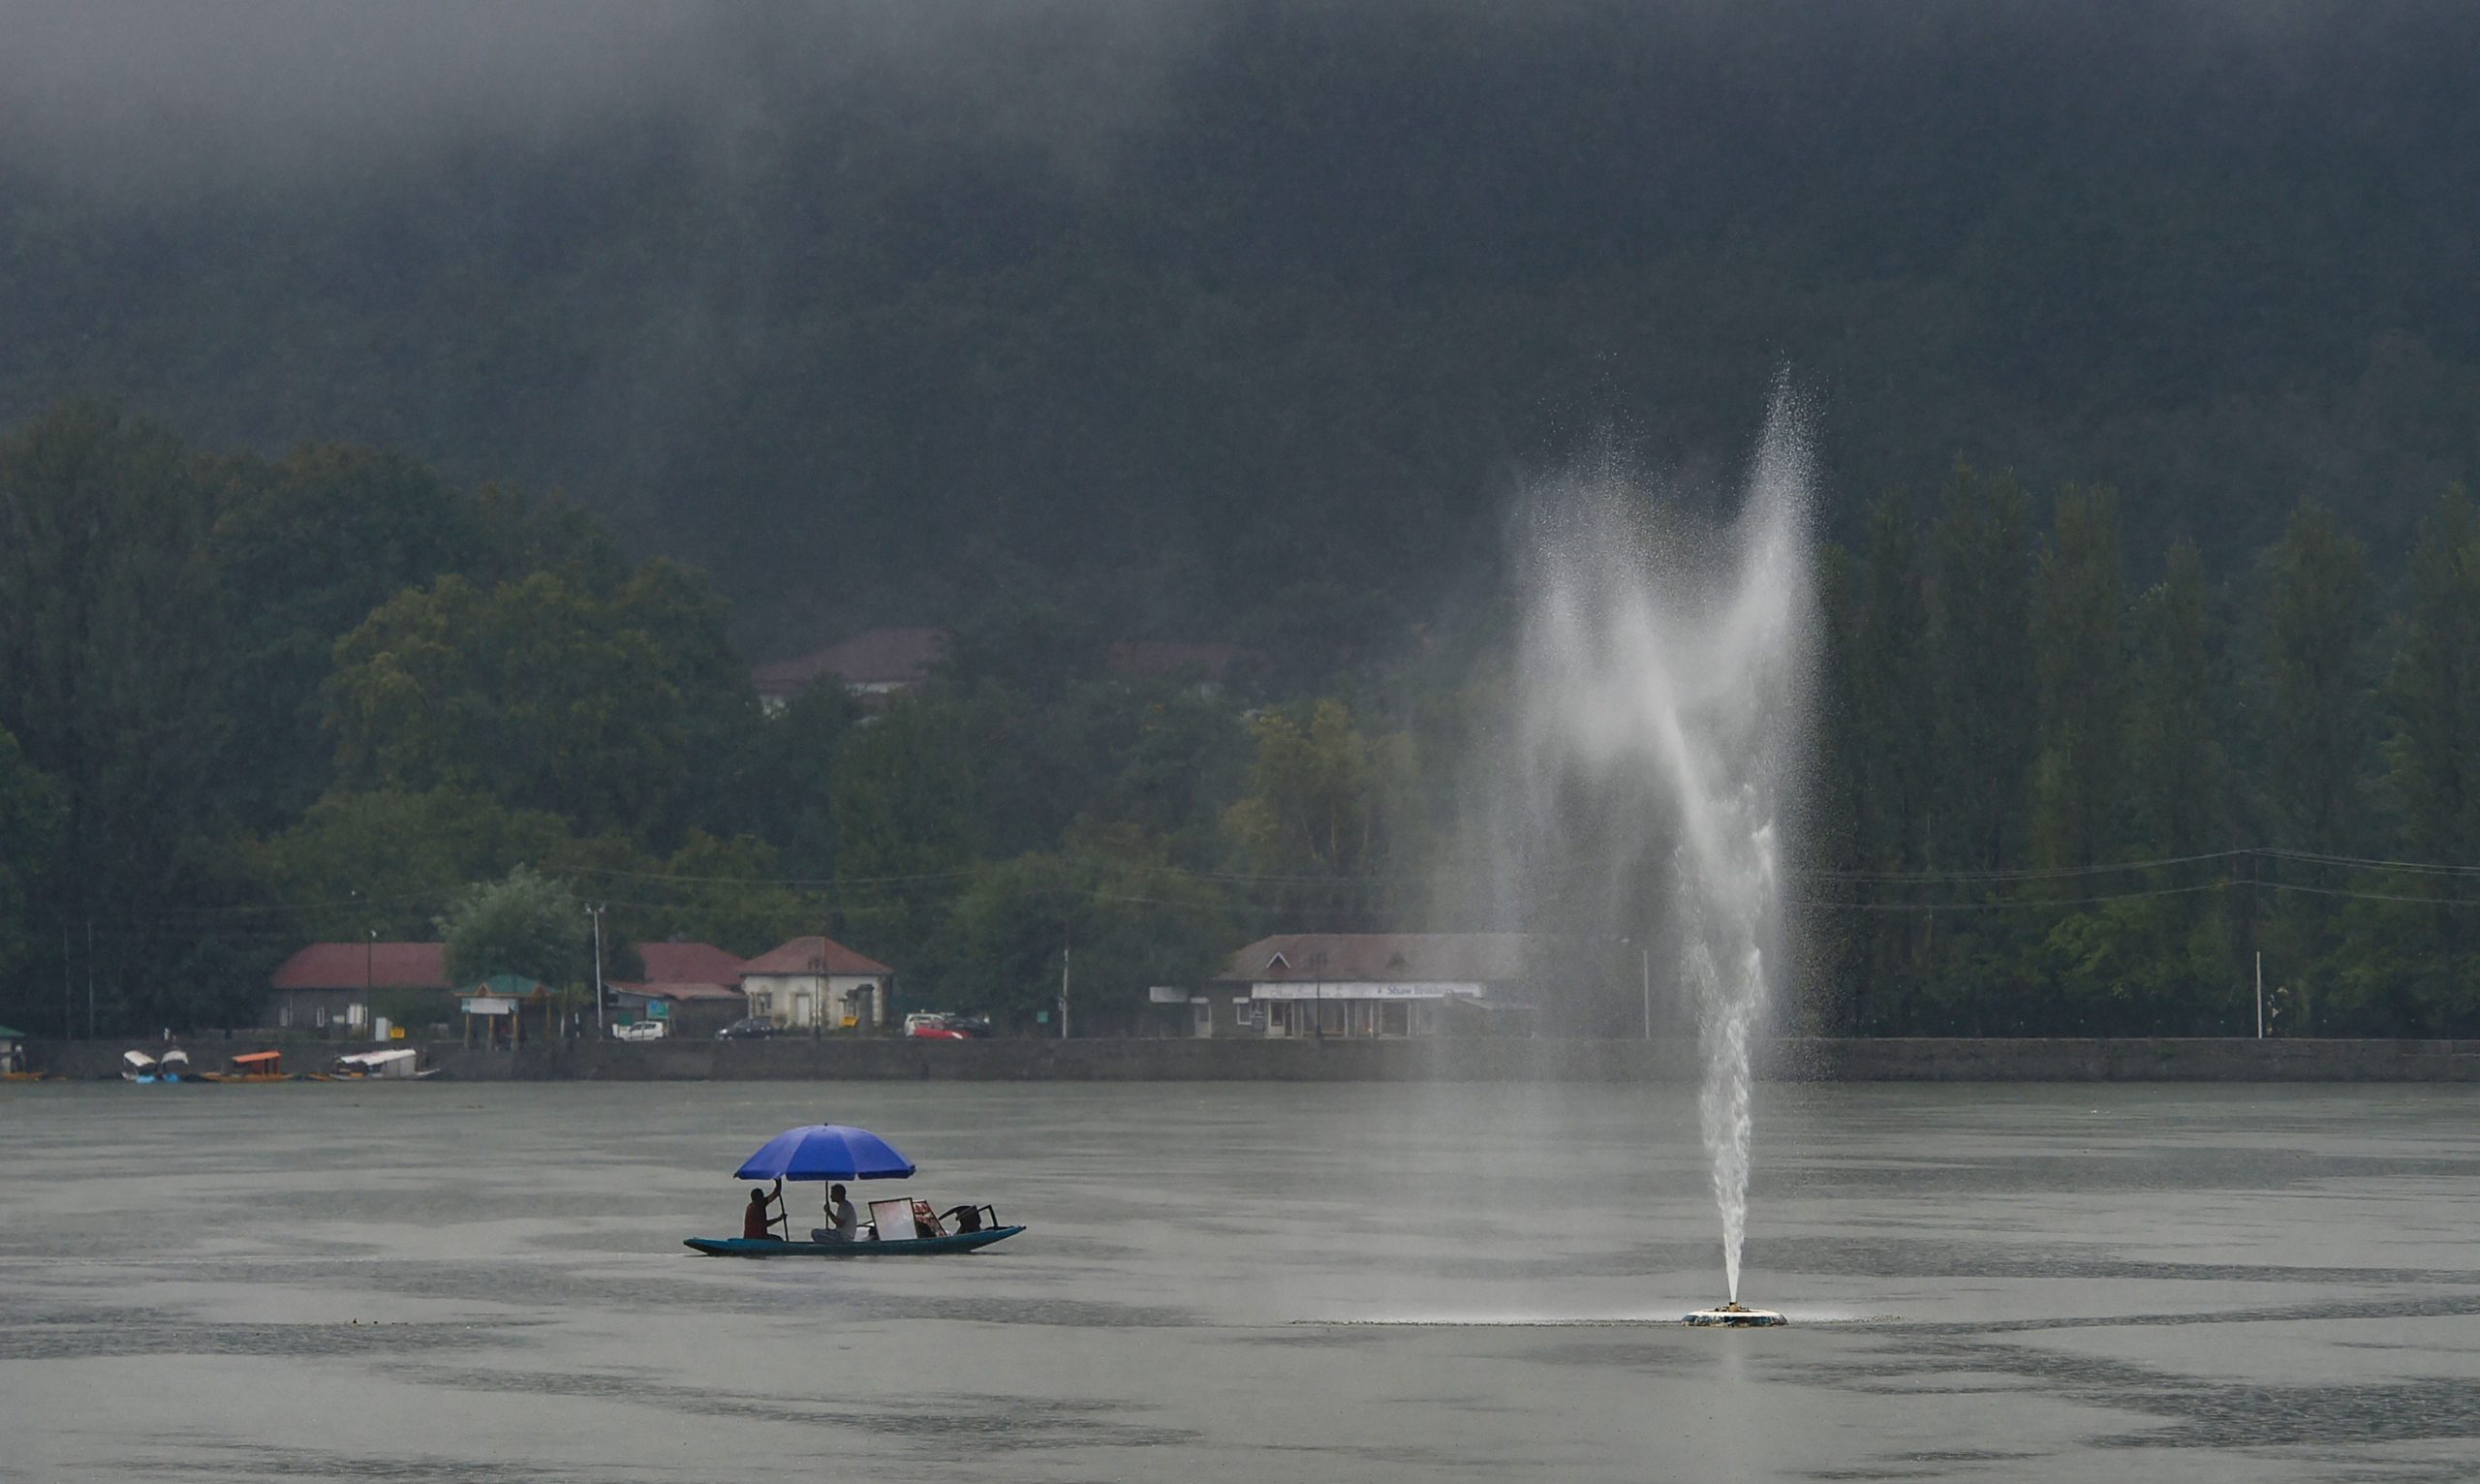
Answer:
[610, 1020, 666, 1041]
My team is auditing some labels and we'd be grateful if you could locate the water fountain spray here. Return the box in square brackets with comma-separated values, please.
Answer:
[1504, 392, 1814, 1326]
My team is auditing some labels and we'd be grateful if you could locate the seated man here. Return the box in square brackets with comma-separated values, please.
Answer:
[811, 1183, 859, 1243]
[742, 1186, 781, 1241]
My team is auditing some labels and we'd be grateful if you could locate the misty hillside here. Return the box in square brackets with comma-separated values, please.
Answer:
[4, 1, 2475, 652]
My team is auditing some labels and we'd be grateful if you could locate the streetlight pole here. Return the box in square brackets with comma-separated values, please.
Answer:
[1641, 943, 1653, 1041]
[585, 904, 606, 1037]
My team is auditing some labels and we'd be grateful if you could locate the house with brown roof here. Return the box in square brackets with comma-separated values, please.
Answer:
[606, 942, 751, 1037]
[1201, 933, 1540, 1038]
[738, 935, 894, 1031]
[752, 628, 951, 711]
[265, 942, 451, 1031]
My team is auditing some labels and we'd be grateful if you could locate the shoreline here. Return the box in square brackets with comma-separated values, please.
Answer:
[19, 1036, 2480, 1082]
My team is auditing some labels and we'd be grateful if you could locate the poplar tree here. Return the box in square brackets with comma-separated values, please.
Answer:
[2384, 486, 2480, 865]
[2366, 486, 2480, 1028]
[0, 400, 234, 1032]
[2264, 499, 2372, 851]
[2127, 539, 2222, 859]
[2030, 485, 2127, 873]
[1929, 464, 2036, 874]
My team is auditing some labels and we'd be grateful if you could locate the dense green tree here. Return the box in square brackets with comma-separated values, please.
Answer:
[325, 564, 750, 843]
[630, 831, 817, 961]
[206, 444, 490, 825]
[943, 850, 1234, 1033]
[439, 865, 590, 990]
[830, 695, 977, 975]
[736, 684, 863, 879]
[247, 787, 622, 942]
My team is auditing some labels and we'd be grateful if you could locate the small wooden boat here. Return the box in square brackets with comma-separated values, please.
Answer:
[685, 1225, 1025, 1257]
[691, 1125, 1023, 1258]
[200, 1049, 293, 1083]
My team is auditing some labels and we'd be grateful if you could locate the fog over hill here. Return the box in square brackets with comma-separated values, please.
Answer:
[4, 0, 2474, 651]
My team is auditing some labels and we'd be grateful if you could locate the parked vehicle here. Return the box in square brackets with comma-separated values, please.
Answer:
[905, 1012, 991, 1040]
[611, 1020, 666, 1041]
[716, 1017, 778, 1040]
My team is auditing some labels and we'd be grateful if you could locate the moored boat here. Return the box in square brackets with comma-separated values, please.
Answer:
[200, 1049, 293, 1083]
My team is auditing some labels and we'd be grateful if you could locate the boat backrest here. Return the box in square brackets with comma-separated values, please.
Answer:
[869, 1197, 913, 1240]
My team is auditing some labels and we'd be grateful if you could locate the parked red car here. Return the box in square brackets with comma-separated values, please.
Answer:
[904, 1012, 992, 1039]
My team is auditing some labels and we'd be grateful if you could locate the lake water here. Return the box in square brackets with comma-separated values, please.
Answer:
[5, 1080, 2478, 1481]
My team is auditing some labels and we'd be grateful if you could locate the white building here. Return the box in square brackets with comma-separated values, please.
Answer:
[1207, 933, 1539, 1038]
[739, 935, 894, 1031]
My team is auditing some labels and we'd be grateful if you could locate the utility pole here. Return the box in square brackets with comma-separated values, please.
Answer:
[85, 918, 94, 1039]
[62, 921, 72, 1039]
[1059, 920, 1071, 1039]
[2254, 951, 2264, 1039]
[585, 904, 607, 1036]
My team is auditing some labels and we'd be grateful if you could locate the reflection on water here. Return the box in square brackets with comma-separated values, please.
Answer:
[4, 1081, 2478, 1481]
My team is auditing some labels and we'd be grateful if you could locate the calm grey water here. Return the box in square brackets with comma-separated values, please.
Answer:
[5, 1080, 2478, 1481]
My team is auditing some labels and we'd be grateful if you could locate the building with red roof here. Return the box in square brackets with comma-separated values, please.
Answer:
[264, 942, 450, 1031]
[739, 935, 895, 1032]
[752, 628, 951, 710]
[606, 942, 752, 1037]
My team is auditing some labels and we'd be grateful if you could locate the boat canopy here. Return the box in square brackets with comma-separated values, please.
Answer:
[733, 1124, 915, 1182]
[231, 1050, 283, 1066]
[123, 1050, 156, 1068]
[337, 1048, 416, 1067]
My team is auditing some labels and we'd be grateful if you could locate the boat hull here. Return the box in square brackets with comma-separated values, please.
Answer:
[684, 1225, 1025, 1257]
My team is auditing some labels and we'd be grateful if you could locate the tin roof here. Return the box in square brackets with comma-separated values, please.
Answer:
[270, 943, 450, 991]
[628, 942, 746, 987]
[1218, 933, 1539, 984]
[608, 980, 748, 1003]
[740, 935, 893, 976]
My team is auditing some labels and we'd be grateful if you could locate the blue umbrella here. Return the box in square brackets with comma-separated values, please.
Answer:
[732, 1124, 916, 1182]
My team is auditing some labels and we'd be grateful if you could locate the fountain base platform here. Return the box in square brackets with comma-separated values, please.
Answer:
[1683, 1302, 1785, 1328]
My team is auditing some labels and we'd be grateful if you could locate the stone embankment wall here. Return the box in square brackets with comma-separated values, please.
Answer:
[21, 1036, 2480, 1081]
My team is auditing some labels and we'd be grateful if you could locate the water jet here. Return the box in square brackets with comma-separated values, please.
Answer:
[1499, 391, 1815, 1317]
